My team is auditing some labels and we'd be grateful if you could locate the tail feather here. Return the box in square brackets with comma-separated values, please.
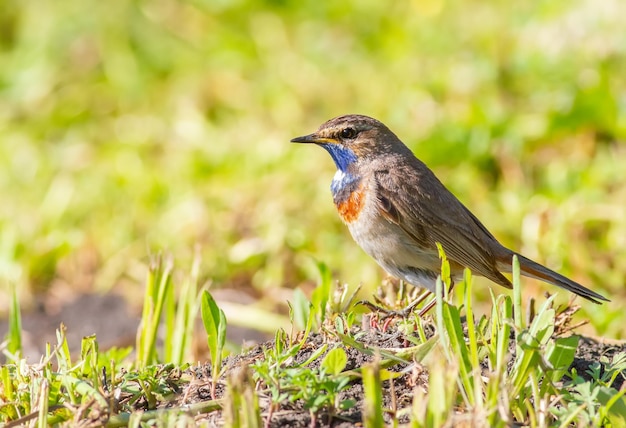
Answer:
[500, 253, 609, 304]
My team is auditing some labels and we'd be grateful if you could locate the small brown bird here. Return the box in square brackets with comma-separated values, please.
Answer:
[292, 114, 609, 304]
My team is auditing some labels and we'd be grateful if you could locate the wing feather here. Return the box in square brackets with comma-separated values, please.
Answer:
[374, 162, 512, 289]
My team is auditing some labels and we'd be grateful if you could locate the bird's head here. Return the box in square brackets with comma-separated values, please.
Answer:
[291, 114, 406, 173]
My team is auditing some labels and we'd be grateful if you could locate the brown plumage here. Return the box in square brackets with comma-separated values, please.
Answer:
[291, 114, 609, 304]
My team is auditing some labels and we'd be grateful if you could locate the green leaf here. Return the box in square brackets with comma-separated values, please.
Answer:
[311, 261, 332, 324]
[291, 288, 311, 331]
[600, 387, 626, 424]
[339, 399, 356, 410]
[321, 347, 348, 375]
[201, 290, 227, 385]
[546, 335, 579, 381]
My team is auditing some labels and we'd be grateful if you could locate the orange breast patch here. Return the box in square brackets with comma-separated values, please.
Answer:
[336, 185, 366, 223]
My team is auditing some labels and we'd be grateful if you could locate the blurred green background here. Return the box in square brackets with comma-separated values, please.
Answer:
[1, 0, 625, 341]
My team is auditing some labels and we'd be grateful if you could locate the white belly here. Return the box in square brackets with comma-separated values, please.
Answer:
[345, 199, 441, 293]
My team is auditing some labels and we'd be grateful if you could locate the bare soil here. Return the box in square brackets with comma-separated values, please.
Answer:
[2, 293, 624, 427]
[177, 328, 625, 427]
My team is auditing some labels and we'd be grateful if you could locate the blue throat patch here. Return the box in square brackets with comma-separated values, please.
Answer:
[321, 143, 357, 173]
[319, 144, 360, 197]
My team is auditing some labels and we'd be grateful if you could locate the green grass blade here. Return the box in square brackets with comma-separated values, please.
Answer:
[362, 361, 384, 428]
[511, 296, 556, 398]
[291, 288, 311, 331]
[163, 264, 176, 363]
[36, 379, 49, 428]
[426, 360, 456, 427]
[310, 260, 332, 325]
[512, 255, 523, 331]
[136, 255, 173, 368]
[80, 335, 99, 386]
[463, 269, 480, 370]
[442, 302, 474, 406]
[171, 253, 202, 366]
[6, 281, 22, 360]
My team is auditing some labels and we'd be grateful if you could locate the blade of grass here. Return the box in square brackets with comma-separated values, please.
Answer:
[136, 255, 173, 368]
[362, 360, 384, 428]
[512, 255, 523, 359]
[310, 260, 332, 326]
[7, 281, 22, 360]
[36, 379, 49, 428]
[291, 288, 311, 332]
[511, 295, 556, 399]
[442, 302, 475, 406]
[170, 251, 202, 365]
[426, 359, 457, 427]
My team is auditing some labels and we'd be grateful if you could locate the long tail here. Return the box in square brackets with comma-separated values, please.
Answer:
[499, 253, 609, 304]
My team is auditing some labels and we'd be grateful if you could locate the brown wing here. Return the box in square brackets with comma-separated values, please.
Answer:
[373, 161, 513, 289]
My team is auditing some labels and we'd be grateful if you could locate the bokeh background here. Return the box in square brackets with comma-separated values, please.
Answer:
[1, 0, 625, 355]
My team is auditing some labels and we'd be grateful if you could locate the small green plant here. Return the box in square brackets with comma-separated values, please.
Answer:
[328, 280, 362, 335]
[119, 364, 180, 410]
[200, 290, 227, 399]
[252, 328, 301, 412]
[554, 352, 626, 425]
[136, 254, 174, 368]
[252, 324, 355, 427]
[252, 324, 320, 424]
[135, 253, 205, 368]
[424, 249, 602, 426]
[285, 347, 354, 426]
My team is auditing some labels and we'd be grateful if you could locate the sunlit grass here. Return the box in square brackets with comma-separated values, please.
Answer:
[2, 252, 625, 426]
[0, 0, 624, 342]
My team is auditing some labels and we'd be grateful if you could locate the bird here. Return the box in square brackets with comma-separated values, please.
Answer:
[291, 114, 609, 305]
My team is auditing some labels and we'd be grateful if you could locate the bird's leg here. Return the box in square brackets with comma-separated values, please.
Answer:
[385, 280, 456, 318]
[358, 289, 431, 330]
[356, 286, 427, 315]
[393, 289, 433, 317]
[370, 291, 429, 331]
[366, 281, 455, 319]
[416, 281, 455, 317]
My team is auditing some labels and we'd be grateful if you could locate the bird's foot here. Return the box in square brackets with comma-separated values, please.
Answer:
[358, 291, 436, 331]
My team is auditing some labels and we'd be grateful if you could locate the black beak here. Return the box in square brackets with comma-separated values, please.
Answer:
[291, 133, 336, 145]
[290, 133, 319, 144]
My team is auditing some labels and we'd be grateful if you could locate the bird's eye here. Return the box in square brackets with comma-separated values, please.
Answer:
[340, 127, 357, 139]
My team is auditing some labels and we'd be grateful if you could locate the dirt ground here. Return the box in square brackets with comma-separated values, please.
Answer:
[176, 328, 626, 427]
[2, 292, 625, 427]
